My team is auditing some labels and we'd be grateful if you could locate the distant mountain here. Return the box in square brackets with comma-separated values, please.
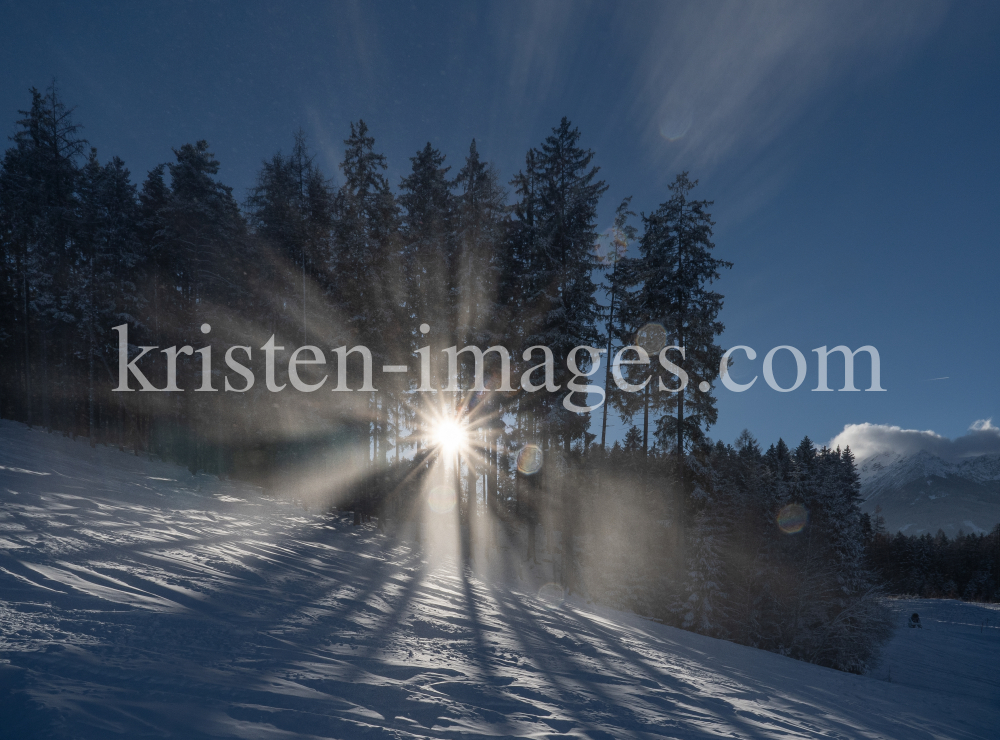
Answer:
[858, 450, 1000, 536]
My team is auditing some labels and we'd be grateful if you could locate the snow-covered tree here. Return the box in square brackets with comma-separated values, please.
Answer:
[74, 151, 144, 445]
[621, 173, 731, 464]
[245, 131, 334, 345]
[598, 197, 636, 452]
[683, 507, 727, 636]
[333, 121, 402, 514]
[0, 84, 85, 429]
[517, 118, 607, 453]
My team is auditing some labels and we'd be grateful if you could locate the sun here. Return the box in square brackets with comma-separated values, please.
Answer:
[432, 418, 468, 454]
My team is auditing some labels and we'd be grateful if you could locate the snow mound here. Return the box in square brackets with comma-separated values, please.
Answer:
[1, 421, 997, 739]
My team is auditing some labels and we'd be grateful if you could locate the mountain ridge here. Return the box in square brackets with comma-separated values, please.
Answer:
[858, 450, 1000, 536]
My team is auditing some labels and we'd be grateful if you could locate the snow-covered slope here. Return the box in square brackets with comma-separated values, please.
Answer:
[870, 598, 1000, 708]
[859, 450, 1000, 536]
[1, 421, 998, 739]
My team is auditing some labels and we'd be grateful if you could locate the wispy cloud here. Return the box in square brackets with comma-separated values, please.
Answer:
[624, 0, 948, 173]
[829, 419, 1000, 461]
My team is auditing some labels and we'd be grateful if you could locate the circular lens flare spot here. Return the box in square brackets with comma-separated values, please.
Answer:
[517, 445, 543, 475]
[537, 582, 565, 604]
[433, 419, 467, 453]
[635, 323, 667, 354]
[777, 503, 808, 534]
[427, 485, 456, 514]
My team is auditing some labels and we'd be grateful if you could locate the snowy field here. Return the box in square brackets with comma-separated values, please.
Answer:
[1, 421, 997, 739]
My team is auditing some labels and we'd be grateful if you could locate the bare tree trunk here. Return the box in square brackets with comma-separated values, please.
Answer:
[23, 274, 32, 427]
[601, 282, 616, 451]
[561, 458, 575, 594]
[88, 320, 96, 447]
[395, 399, 401, 462]
[40, 329, 50, 431]
[643, 382, 650, 459]
[466, 450, 477, 562]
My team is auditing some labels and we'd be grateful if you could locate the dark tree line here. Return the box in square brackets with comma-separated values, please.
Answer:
[0, 84, 729, 498]
[865, 515, 1000, 602]
[2, 85, 899, 673]
[484, 430, 893, 674]
[684, 435, 893, 673]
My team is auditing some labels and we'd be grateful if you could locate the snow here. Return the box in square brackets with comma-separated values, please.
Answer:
[860, 450, 954, 494]
[871, 598, 1000, 708]
[859, 449, 1000, 535]
[856, 449, 906, 485]
[1, 420, 998, 739]
[860, 450, 1000, 495]
[960, 454, 1000, 483]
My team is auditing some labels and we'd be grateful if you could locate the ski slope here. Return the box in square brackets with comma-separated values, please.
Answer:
[1, 421, 997, 739]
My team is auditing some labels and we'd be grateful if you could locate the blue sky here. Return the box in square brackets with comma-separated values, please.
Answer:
[3, 0, 998, 454]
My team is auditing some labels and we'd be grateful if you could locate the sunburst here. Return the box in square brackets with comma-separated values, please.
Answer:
[431, 417, 469, 455]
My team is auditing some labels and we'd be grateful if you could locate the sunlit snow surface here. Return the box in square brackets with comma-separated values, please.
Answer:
[1, 421, 997, 739]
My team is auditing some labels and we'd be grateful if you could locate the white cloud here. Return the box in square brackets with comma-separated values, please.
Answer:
[829, 419, 1000, 462]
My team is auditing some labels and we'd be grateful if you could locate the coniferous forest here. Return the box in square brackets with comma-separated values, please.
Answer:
[865, 514, 1000, 603]
[8, 84, 997, 678]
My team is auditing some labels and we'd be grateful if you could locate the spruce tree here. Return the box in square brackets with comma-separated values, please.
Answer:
[599, 197, 636, 452]
[136, 164, 172, 454]
[505, 148, 541, 455]
[624, 173, 731, 464]
[333, 121, 401, 503]
[399, 141, 455, 373]
[245, 131, 333, 345]
[0, 84, 85, 429]
[157, 140, 246, 470]
[334, 120, 399, 358]
[453, 140, 509, 515]
[521, 117, 607, 452]
[454, 139, 507, 350]
[75, 152, 143, 445]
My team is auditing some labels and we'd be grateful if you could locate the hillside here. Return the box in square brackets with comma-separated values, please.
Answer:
[1, 421, 997, 739]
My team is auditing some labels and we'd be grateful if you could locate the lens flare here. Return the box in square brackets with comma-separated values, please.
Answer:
[777, 503, 808, 534]
[517, 445, 543, 475]
[433, 418, 467, 454]
[537, 582, 565, 604]
[635, 322, 667, 354]
[427, 485, 457, 514]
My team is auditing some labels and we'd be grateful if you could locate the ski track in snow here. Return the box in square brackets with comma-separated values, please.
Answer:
[1, 421, 998, 739]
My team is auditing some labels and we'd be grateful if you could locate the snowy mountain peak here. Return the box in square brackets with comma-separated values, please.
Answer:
[958, 452, 1000, 483]
[858, 449, 1000, 535]
[856, 449, 906, 484]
